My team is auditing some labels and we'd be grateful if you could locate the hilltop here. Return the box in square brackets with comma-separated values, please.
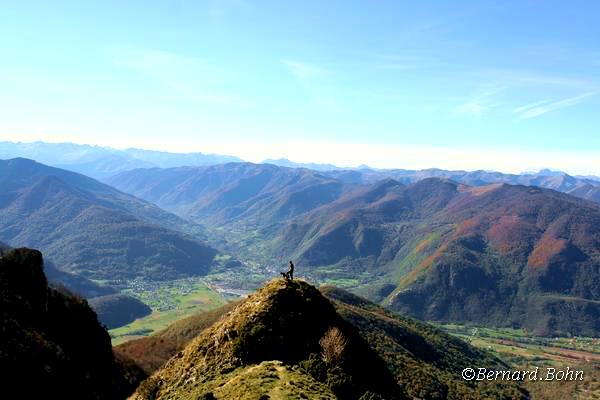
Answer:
[132, 279, 400, 399]
[130, 279, 524, 399]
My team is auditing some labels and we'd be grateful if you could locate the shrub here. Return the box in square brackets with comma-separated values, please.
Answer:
[299, 353, 328, 381]
[358, 391, 386, 400]
[319, 326, 348, 365]
[326, 366, 356, 399]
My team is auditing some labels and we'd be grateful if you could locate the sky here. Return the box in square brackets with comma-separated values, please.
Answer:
[1, 0, 599, 174]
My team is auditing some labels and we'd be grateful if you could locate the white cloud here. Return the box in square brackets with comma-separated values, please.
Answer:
[481, 68, 597, 91]
[515, 92, 596, 119]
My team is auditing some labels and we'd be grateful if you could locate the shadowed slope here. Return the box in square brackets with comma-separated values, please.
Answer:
[0, 248, 145, 399]
[322, 287, 525, 400]
[89, 294, 152, 329]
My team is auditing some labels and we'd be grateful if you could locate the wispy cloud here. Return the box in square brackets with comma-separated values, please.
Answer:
[515, 92, 596, 119]
[481, 68, 598, 91]
[455, 86, 503, 117]
[513, 99, 551, 114]
[282, 60, 329, 79]
[456, 101, 489, 116]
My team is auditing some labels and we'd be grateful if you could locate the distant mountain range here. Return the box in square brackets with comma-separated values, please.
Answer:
[0, 141, 242, 179]
[108, 163, 600, 336]
[2, 141, 599, 202]
[325, 168, 600, 204]
[106, 163, 346, 228]
[262, 157, 344, 171]
[0, 158, 221, 281]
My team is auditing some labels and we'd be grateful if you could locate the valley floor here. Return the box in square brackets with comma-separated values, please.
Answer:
[109, 277, 239, 345]
[440, 324, 600, 400]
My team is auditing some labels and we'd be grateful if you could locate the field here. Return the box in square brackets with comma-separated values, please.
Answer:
[439, 324, 600, 399]
[109, 277, 237, 345]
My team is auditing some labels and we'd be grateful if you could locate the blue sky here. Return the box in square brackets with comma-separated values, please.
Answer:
[1, 1, 599, 173]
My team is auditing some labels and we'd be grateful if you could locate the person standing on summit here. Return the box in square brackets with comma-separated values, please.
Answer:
[288, 260, 294, 280]
[280, 260, 295, 281]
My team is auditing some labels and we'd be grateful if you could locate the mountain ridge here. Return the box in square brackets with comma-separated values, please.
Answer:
[0, 158, 220, 281]
[105, 163, 600, 335]
[262, 179, 600, 335]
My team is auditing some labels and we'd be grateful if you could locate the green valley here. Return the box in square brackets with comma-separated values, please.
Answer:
[109, 277, 236, 345]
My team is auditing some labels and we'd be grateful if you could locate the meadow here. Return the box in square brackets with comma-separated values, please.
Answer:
[109, 277, 234, 345]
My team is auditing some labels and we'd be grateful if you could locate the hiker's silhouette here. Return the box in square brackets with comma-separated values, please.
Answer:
[281, 260, 294, 281]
